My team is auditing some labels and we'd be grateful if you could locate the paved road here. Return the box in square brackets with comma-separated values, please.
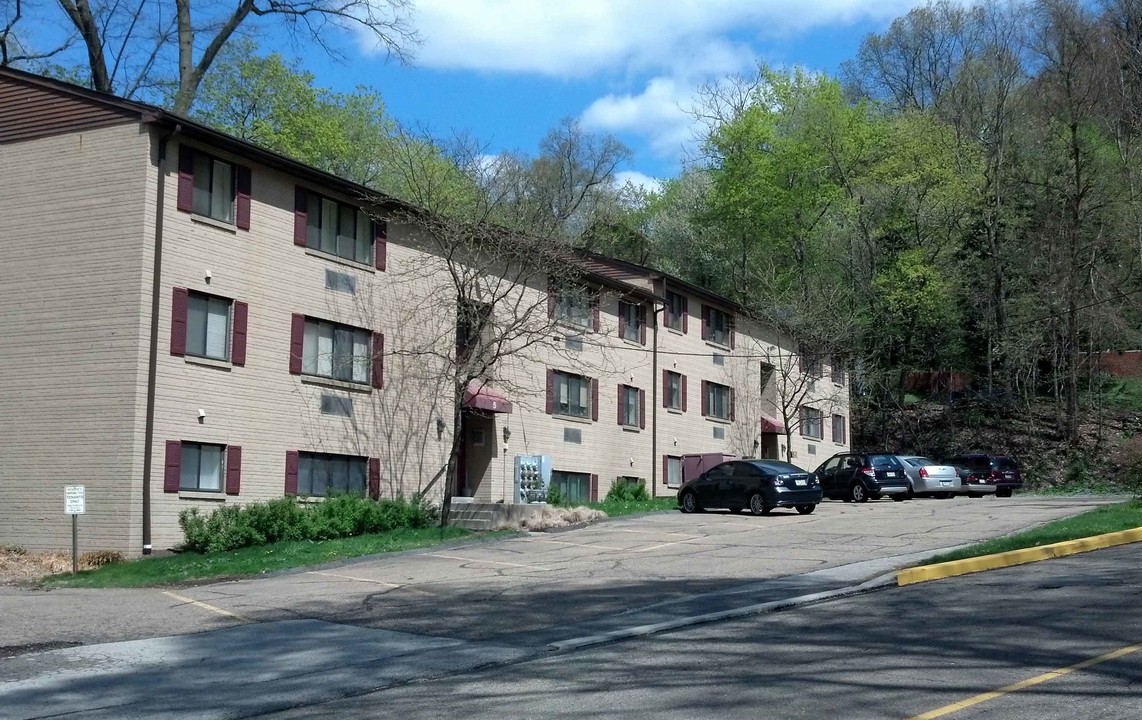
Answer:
[0, 495, 1130, 719]
[258, 542, 1142, 720]
[0, 495, 1116, 651]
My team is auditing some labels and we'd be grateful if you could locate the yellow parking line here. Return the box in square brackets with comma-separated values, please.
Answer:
[427, 553, 552, 571]
[909, 641, 1142, 719]
[162, 590, 251, 623]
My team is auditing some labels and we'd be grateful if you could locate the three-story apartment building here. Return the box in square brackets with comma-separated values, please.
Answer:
[0, 67, 849, 555]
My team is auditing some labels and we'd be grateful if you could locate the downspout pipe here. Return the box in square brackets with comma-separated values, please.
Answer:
[141, 124, 180, 555]
[651, 277, 665, 497]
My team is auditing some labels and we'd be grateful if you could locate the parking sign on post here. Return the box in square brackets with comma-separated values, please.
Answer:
[64, 485, 85, 574]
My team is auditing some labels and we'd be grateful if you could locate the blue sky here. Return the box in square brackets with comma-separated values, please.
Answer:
[291, 0, 925, 189]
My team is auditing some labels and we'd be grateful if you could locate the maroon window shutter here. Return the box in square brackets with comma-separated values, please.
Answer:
[662, 455, 669, 488]
[701, 380, 709, 416]
[285, 451, 299, 496]
[164, 440, 181, 493]
[289, 313, 305, 374]
[235, 165, 252, 230]
[681, 374, 688, 412]
[590, 473, 599, 502]
[170, 287, 189, 356]
[368, 457, 381, 499]
[225, 445, 242, 495]
[729, 317, 736, 349]
[591, 294, 600, 332]
[617, 384, 624, 425]
[662, 370, 669, 408]
[545, 369, 555, 414]
[293, 187, 308, 246]
[639, 388, 646, 429]
[547, 277, 556, 319]
[231, 301, 248, 366]
[682, 297, 689, 334]
[618, 307, 627, 340]
[701, 305, 709, 341]
[372, 332, 385, 389]
[639, 305, 647, 345]
[177, 146, 194, 213]
[591, 378, 599, 421]
[374, 220, 388, 271]
[730, 388, 736, 421]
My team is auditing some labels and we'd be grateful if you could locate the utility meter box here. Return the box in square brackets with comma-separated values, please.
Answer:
[514, 454, 552, 504]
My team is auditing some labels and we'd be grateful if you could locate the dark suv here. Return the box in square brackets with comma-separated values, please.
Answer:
[944, 453, 1022, 497]
[814, 452, 910, 503]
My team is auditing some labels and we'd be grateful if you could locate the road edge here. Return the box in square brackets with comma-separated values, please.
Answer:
[897, 526, 1142, 586]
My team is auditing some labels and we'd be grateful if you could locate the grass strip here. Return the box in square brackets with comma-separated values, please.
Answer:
[44, 526, 491, 588]
[588, 497, 678, 517]
[923, 499, 1142, 565]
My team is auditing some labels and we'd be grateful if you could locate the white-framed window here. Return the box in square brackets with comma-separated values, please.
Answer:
[706, 381, 731, 420]
[704, 305, 732, 346]
[800, 406, 823, 440]
[666, 456, 682, 488]
[551, 470, 591, 504]
[193, 153, 234, 223]
[302, 318, 371, 384]
[186, 292, 231, 361]
[554, 371, 591, 419]
[180, 442, 224, 492]
[298, 451, 368, 496]
[621, 385, 640, 427]
[553, 282, 592, 328]
[832, 414, 847, 444]
[666, 371, 683, 410]
[619, 301, 642, 343]
[665, 291, 686, 331]
[307, 192, 373, 265]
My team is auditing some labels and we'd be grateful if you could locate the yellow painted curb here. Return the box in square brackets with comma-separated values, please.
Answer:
[897, 526, 1142, 586]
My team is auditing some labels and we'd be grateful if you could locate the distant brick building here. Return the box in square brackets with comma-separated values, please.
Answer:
[1089, 351, 1142, 379]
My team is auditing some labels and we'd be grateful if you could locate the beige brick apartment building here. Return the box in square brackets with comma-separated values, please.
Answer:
[0, 67, 849, 555]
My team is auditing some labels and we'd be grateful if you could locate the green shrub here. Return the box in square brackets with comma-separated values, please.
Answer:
[606, 477, 650, 502]
[178, 495, 437, 554]
[78, 550, 124, 568]
[545, 483, 567, 507]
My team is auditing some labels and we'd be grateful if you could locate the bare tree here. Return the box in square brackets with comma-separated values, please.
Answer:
[50, 0, 419, 112]
[1, 0, 73, 67]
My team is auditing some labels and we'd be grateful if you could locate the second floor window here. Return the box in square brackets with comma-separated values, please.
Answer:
[704, 381, 732, 420]
[619, 384, 642, 427]
[830, 356, 846, 385]
[832, 414, 847, 444]
[307, 192, 373, 265]
[665, 371, 684, 410]
[302, 318, 371, 384]
[187, 292, 230, 361]
[800, 406, 823, 439]
[193, 153, 234, 223]
[554, 371, 591, 418]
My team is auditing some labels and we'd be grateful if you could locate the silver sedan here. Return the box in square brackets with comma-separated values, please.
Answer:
[896, 456, 962, 498]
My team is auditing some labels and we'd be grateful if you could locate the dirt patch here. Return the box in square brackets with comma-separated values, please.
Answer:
[494, 506, 607, 531]
[0, 547, 122, 585]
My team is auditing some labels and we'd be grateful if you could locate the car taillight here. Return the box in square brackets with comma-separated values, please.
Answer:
[919, 467, 928, 478]
[861, 467, 876, 478]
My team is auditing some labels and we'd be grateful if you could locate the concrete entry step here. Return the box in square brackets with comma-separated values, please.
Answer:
[446, 501, 546, 530]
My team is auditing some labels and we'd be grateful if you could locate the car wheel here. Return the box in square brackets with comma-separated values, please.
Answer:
[849, 483, 868, 503]
[795, 504, 816, 515]
[996, 488, 1013, 498]
[680, 491, 699, 514]
[749, 493, 766, 516]
[906, 485, 916, 500]
[892, 494, 907, 502]
[729, 507, 743, 514]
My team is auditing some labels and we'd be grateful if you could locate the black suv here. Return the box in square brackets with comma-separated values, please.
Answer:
[944, 453, 1022, 497]
[814, 452, 910, 503]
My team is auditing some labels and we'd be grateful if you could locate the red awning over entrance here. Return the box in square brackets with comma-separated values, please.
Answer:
[463, 380, 513, 413]
[760, 414, 785, 434]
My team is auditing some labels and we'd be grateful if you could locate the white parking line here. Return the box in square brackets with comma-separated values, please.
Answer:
[633, 538, 702, 553]
[427, 553, 553, 571]
[308, 570, 436, 595]
[611, 528, 698, 537]
[527, 538, 627, 551]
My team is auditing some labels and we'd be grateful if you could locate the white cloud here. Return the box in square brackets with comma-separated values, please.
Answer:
[581, 76, 697, 159]
[613, 170, 663, 195]
[399, 0, 916, 77]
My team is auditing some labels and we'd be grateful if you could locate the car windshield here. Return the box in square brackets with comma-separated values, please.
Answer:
[868, 455, 897, 468]
[908, 457, 936, 466]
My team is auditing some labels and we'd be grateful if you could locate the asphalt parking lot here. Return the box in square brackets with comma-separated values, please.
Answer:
[1, 494, 1118, 652]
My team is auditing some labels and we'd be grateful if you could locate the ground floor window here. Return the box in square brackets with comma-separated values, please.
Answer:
[551, 471, 591, 504]
[298, 451, 368, 496]
[666, 456, 682, 488]
[180, 442, 225, 492]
